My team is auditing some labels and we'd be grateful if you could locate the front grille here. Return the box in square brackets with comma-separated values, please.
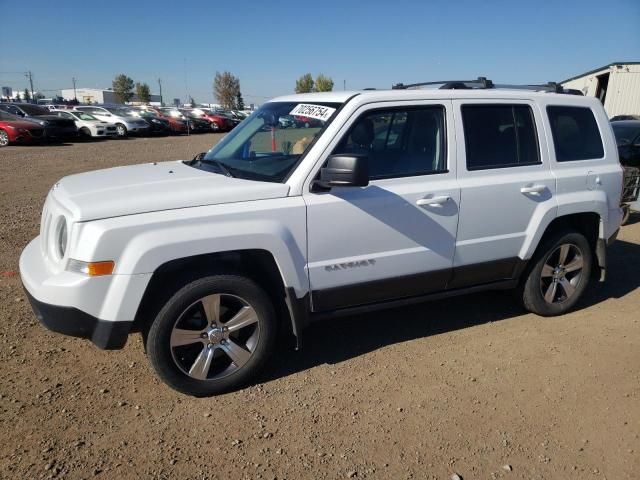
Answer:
[40, 202, 53, 256]
[106, 126, 116, 131]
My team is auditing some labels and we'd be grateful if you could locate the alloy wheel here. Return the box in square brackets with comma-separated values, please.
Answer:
[169, 293, 260, 380]
[0, 131, 8, 146]
[540, 243, 584, 304]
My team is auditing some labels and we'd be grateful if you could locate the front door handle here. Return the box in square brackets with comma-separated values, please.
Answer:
[417, 195, 450, 206]
[520, 184, 546, 195]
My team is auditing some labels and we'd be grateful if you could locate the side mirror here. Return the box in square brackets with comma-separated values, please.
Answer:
[319, 154, 369, 188]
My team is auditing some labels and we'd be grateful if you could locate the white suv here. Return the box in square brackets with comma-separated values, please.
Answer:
[20, 79, 624, 396]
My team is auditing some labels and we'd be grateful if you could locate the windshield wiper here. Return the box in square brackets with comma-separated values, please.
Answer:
[201, 159, 236, 178]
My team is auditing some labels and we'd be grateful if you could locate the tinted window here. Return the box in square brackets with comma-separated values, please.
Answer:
[462, 104, 540, 170]
[547, 106, 604, 161]
[333, 106, 446, 179]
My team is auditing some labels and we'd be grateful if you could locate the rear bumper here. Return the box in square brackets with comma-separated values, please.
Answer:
[24, 289, 131, 349]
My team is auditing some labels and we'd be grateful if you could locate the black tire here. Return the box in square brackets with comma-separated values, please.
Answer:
[146, 275, 278, 396]
[79, 127, 92, 139]
[115, 123, 127, 137]
[519, 230, 592, 316]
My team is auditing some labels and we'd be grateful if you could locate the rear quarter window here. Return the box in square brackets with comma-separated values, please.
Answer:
[547, 106, 604, 161]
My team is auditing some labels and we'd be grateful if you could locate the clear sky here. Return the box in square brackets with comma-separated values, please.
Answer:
[1, 0, 638, 106]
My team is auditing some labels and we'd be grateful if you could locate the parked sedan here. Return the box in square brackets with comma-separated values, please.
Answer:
[52, 110, 118, 138]
[75, 106, 149, 137]
[0, 110, 45, 146]
[136, 110, 173, 135]
[179, 110, 214, 132]
[0, 103, 77, 140]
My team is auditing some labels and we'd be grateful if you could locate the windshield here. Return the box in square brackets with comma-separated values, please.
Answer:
[612, 123, 640, 146]
[18, 104, 50, 116]
[72, 112, 98, 121]
[197, 101, 341, 182]
[106, 107, 132, 117]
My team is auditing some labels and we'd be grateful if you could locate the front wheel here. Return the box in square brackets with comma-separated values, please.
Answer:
[519, 230, 592, 316]
[0, 130, 9, 147]
[146, 275, 278, 396]
[115, 123, 127, 137]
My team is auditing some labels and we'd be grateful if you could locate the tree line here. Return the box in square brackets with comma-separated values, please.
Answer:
[109, 71, 335, 108]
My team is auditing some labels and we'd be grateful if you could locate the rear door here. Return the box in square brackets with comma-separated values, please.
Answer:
[451, 99, 556, 287]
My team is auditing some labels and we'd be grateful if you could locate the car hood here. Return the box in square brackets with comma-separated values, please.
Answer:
[51, 160, 290, 222]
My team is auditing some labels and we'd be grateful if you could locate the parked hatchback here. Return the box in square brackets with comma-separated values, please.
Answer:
[75, 106, 149, 137]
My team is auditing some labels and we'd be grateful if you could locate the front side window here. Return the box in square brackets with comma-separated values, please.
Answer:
[332, 106, 447, 179]
[196, 101, 341, 182]
[547, 106, 604, 161]
[462, 104, 540, 170]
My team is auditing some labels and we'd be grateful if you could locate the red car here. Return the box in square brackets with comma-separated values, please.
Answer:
[199, 110, 234, 132]
[146, 107, 188, 134]
[0, 110, 45, 146]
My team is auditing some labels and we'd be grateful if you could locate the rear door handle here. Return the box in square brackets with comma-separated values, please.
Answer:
[520, 184, 546, 195]
[417, 195, 450, 206]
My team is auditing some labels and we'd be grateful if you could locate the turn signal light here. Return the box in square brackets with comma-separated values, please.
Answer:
[67, 259, 115, 276]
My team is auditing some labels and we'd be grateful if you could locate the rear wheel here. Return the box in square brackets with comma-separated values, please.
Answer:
[146, 275, 278, 396]
[519, 230, 592, 316]
[79, 127, 92, 139]
[0, 130, 9, 147]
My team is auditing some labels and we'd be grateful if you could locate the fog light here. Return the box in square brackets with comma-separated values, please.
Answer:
[67, 259, 115, 276]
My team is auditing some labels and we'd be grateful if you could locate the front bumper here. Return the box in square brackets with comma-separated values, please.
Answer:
[24, 289, 131, 349]
[19, 237, 151, 349]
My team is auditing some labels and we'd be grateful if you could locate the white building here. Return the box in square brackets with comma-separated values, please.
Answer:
[60, 87, 162, 105]
[561, 62, 640, 117]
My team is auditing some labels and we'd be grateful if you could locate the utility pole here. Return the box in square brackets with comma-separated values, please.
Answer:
[158, 78, 163, 106]
[72, 77, 77, 101]
[343, 79, 346, 91]
[26, 71, 34, 103]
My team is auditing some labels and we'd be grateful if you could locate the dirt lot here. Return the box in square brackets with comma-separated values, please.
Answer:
[1, 135, 639, 480]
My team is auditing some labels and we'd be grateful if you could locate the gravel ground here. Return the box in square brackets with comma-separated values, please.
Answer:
[1, 135, 639, 480]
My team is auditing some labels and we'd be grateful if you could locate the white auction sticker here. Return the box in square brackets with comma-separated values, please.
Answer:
[289, 104, 336, 121]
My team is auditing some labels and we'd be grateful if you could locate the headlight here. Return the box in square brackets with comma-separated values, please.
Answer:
[54, 216, 68, 259]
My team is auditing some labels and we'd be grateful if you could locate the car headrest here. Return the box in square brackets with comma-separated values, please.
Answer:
[350, 119, 374, 146]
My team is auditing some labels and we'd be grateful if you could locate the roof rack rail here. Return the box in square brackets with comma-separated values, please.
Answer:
[391, 77, 583, 95]
[392, 77, 494, 90]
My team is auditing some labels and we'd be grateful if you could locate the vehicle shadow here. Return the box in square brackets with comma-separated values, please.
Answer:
[260, 239, 640, 384]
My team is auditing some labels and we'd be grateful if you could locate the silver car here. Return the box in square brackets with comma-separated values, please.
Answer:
[75, 106, 149, 137]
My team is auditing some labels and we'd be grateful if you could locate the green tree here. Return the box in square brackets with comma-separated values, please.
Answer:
[23, 88, 31, 101]
[135, 82, 151, 104]
[112, 74, 135, 104]
[295, 73, 314, 93]
[235, 91, 245, 110]
[213, 71, 240, 109]
[314, 74, 334, 92]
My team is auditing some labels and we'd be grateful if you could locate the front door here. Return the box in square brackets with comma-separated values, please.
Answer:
[303, 101, 460, 311]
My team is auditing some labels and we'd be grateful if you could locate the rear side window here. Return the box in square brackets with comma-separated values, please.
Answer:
[462, 104, 540, 170]
[547, 106, 604, 161]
